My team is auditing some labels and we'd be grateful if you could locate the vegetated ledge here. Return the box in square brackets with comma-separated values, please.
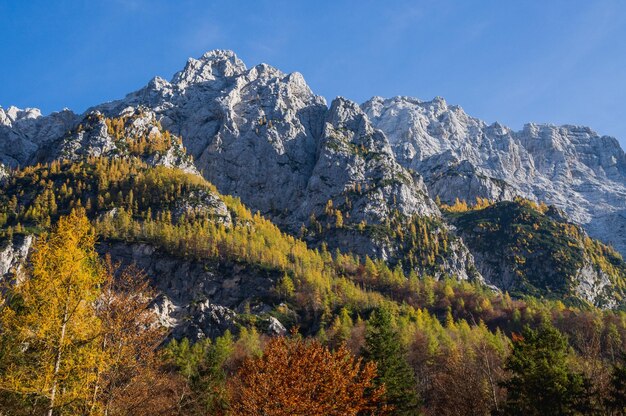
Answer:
[444, 198, 626, 308]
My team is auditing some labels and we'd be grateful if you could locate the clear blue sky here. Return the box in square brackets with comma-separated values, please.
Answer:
[1, 0, 626, 145]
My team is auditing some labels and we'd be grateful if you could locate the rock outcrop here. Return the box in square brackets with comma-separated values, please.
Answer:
[448, 200, 626, 307]
[100, 241, 285, 341]
[0, 235, 33, 285]
[0, 106, 77, 167]
[34, 107, 197, 174]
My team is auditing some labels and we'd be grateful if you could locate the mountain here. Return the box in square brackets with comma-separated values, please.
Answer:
[1, 50, 626, 314]
[362, 96, 626, 255]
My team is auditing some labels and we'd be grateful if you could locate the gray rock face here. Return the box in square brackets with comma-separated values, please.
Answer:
[0, 103, 197, 176]
[301, 98, 438, 224]
[294, 97, 443, 260]
[95, 50, 328, 223]
[362, 96, 626, 255]
[0, 235, 33, 285]
[439, 237, 481, 282]
[34, 107, 198, 174]
[0, 106, 78, 166]
[267, 316, 287, 335]
[94, 53, 438, 230]
[574, 263, 615, 309]
[98, 241, 284, 340]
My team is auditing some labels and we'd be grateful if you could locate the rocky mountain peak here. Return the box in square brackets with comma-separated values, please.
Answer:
[0, 106, 42, 127]
[146, 76, 170, 91]
[429, 96, 448, 111]
[365, 94, 626, 255]
[248, 62, 281, 79]
[327, 97, 370, 132]
[170, 49, 247, 89]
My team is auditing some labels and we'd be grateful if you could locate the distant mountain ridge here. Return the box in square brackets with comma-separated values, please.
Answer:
[362, 95, 626, 254]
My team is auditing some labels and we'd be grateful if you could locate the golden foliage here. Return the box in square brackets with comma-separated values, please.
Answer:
[440, 197, 494, 213]
[0, 211, 180, 415]
[0, 210, 102, 415]
[92, 256, 178, 415]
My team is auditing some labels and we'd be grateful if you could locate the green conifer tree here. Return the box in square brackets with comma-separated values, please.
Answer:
[501, 324, 593, 416]
[606, 354, 626, 414]
[362, 307, 420, 415]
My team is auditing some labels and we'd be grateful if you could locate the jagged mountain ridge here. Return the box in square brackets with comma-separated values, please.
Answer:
[362, 96, 626, 255]
[94, 51, 442, 235]
[1, 49, 626, 306]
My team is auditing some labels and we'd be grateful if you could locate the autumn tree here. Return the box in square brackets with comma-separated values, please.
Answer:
[275, 273, 295, 299]
[228, 334, 386, 416]
[426, 325, 508, 416]
[91, 256, 182, 416]
[0, 210, 103, 415]
[335, 210, 344, 228]
[0, 211, 181, 415]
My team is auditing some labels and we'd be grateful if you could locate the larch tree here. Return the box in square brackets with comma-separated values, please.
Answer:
[91, 256, 179, 416]
[0, 210, 104, 415]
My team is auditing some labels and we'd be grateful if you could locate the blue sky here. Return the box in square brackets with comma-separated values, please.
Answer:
[1, 0, 625, 145]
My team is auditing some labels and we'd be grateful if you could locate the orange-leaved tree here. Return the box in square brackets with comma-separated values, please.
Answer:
[92, 256, 183, 416]
[228, 334, 388, 416]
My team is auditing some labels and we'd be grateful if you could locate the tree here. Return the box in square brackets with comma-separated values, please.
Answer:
[92, 256, 180, 416]
[335, 210, 344, 228]
[0, 211, 181, 416]
[275, 273, 295, 299]
[328, 307, 354, 348]
[228, 334, 385, 416]
[164, 331, 234, 415]
[363, 307, 420, 415]
[501, 324, 593, 416]
[426, 326, 508, 416]
[606, 355, 626, 415]
[0, 210, 103, 415]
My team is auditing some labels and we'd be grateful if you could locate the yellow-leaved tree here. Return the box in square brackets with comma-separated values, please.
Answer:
[0, 209, 106, 415]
